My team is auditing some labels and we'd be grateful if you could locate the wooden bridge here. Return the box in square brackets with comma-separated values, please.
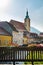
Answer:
[0, 47, 43, 65]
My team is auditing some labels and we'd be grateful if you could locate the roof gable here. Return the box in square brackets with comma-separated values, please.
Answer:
[10, 19, 26, 31]
[0, 27, 11, 36]
[0, 21, 18, 35]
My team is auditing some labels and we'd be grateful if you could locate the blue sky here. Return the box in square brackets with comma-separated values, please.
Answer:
[0, 0, 43, 32]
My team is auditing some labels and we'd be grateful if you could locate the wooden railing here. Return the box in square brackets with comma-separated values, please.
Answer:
[0, 47, 43, 65]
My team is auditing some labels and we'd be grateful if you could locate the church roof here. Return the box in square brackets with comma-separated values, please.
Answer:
[10, 19, 26, 31]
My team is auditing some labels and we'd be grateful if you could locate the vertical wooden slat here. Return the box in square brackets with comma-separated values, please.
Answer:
[29, 51, 30, 60]
[22, 51, 24, 60]
[13, 49, 15, 60]
[25, 51, 26, 60]
[27, 50, 28, 60]
[36, 51, 37, 59]
[33, 51, 35, 60]
[20, 51, 21, 60]
[40, 51, 41, 59]
[17, 51, 19, 60]
[15, 51, 17, 59]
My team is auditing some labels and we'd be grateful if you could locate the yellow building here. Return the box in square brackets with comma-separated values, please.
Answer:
[0, 27, 12, 46]
[0, 35, 12, 46]
[23, 36, 28, 44]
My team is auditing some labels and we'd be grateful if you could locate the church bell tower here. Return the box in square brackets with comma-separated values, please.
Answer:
[24, 10, 30, 32]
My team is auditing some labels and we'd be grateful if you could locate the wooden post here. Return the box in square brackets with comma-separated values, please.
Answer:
[32, 61, 34, 65]
[31, 51, 34, 65]
[13, 61, 15, 65]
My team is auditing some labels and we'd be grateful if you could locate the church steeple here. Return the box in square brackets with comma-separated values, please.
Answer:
[24, 10, 30, 32]
[25, 9, 29, 19]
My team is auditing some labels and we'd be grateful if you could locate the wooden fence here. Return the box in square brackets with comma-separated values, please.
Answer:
[0, 47, 43, 65]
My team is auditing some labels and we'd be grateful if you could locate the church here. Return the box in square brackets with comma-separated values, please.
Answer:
[0, 10, 42, 46]
[10, 10, 30, 32]
[9, 10, 39, 45]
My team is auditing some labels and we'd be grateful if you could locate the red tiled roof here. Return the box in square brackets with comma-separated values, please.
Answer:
[10, 19, 26, 31]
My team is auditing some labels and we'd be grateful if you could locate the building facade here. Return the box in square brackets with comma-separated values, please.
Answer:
[12, 31, 23, 45]
[0, 27, 12, 46]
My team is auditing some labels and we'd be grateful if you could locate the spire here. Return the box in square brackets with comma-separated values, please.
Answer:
[25, 9, 29, 18]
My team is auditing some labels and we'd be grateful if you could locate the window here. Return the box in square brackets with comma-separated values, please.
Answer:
[0, 40, 1, 45]
[4, 40, 8, 44]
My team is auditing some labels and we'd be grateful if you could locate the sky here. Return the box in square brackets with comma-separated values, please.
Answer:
[0, 0, 43, 32]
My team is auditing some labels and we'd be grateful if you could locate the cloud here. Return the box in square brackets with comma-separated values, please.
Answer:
[30, 6, 43, 32]
[0, 0, 12, 21]
[0, 0, 11, 10]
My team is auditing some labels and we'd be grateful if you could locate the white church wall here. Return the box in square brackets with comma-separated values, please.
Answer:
[12, 31, 23, 45]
